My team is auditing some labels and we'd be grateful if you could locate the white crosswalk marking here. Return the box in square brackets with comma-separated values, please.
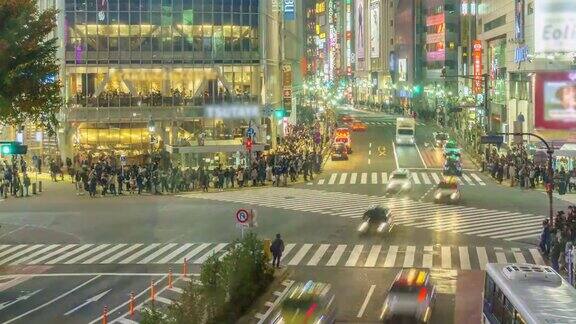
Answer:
[346, 245, 363, 267]
[139, 243, 178, 264]
[381, 172, 388, 184]
[327, 244, 346, 266]
[47, 244, 94, 265]
[430, 173, 441, 184]
[0, 245, 43, 265]
[328, 173, 337, 185]
[0, 245, 27, 261]
[339, 173, 348, 185]
[461, 174, 474, 185]
[11, 244, 60, 265]
[120, 243, 161, 264]
[529, 248, 545, 265]
[350, 173, 357, 184]
[403, 246, 415, 267]
[365, 245, 381, 267]
[65, 244, 110, 264]
[83, 244, 127, 264]
[512, 248, 526, 264]
[471, 173, 486, 185]
[423, 246, 433, 268]
[157, 243, 194, 264]
[371, 172, 378, 184]
[282, 243, 296, 259]
[412, 173, 421, 184]
[441, 247, 451, 269]
[194, 243, 228, 264]
[383, 246, 398, 267]
[476, 247, 488, 270]
[288, 244, 313, 265]
[360, 173, 367, 184]
[317, 179, 325, 185]
[307, 244, 330, 266]
[495, 248, 507, 264]
[101, 244, 143, 264]
[28, 244, 77, 265]
[421, 173, 431, 185]
[459, 247, 471, 270]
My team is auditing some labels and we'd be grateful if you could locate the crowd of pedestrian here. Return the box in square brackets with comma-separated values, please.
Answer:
[0, 157, 32, 199]
[540, 206, 576, 273]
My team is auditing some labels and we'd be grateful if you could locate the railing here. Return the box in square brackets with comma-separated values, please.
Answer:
[69, 95, 259, 108]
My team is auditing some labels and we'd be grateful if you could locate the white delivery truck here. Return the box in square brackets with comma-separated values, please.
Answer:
[395, 117, 416, 145]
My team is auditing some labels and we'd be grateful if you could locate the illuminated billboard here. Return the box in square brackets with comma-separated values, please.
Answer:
[355, 0, 365, 60]
[535, 0, 576, 53]
[369, 1, 379, 58]
[535, 71, 576, 130]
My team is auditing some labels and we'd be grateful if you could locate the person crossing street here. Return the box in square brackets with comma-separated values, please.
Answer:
[270, 233, 285, 268]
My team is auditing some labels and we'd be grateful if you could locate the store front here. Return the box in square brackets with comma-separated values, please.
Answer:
[487, 38, 507, 132]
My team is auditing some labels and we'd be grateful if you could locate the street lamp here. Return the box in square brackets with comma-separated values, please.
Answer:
[148, 117, 156, 159]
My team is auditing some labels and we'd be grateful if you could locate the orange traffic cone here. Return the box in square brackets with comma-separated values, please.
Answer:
[168, 268, 173, 288]
[129, 292, 135, 318]
[182, 258, 188, 277]
[101, 305, 108, 324]
[150, 280, 155, 302]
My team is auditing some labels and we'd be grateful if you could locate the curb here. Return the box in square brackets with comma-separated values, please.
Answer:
[237, 267, 290, 324]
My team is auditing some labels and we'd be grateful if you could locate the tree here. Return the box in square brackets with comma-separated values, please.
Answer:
[0, 0, 62, 133]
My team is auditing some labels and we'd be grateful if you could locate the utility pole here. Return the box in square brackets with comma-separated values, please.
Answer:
[483, 73, 490, 133]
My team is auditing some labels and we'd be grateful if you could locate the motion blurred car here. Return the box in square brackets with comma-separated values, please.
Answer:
[432, 132, 448, 148]
[331, 143, 349, 161]
[380, 268, 436, 324]
[340, 114, 353, 123]
[351, 120, 368, 131]
[357, 206, 394, 235]
[270, 281, 336, 324]
[386, 169, 412, 194]
[434, 177, 461, 203]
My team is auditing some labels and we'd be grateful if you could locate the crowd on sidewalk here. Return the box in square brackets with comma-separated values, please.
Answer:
[69, 124, 329, 197]
[483, 146, 576, 193]
[540, 206, 576, 273]
[0, 157, 33, 199]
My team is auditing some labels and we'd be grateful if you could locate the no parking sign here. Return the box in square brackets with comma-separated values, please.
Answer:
[236, 209, 249, 224]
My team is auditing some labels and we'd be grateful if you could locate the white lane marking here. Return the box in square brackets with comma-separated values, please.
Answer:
[403, 246, 415, 268]
[156, 243, 194, 264]
[101, 244, 143, 264]
[194, 243, 228, 264]
[11, 244, 60, 265]
[138, 243, 178, 264]
[326, 244, 346, 266]
[119, 243, 161, 264]
[287, 244, 313, 266]
[504, 232, 540, 241]
[462, 174, 474, 185]
[156, 296, 172, 305]
[471, 173, 485, 185]
[369, 142, 372, 148]
[421, 173, 431, 185]
[368, 150, 372, 155]
[46, 244, 93, 265]
[4, 275, 101, 324]
[495, 248, 507, 264]
[317, 179, 325, 185]
[371, 172, 378, 184]
[476, 247, 488, 270]
[423, 246, 433, 268]
[381, 172, 388, 184]
[360, 173, 368, 184]
[392, 141, 399, 169]
[82, 244, 127, 264]
[512, 248, 527, 264]
[441, 246, 451, 269]
[116, 318, 138, 324]
[383, 246, 398, 267]
[307, 244, 330, 266]
[529, 248, 545, 265]
[256, 280, 295, 324]
[0, 245, 44, 265]
[357, 285, 376, 318]
[0, 245, 27, 261]
[328, 173, 338, 185]
[415, 144, 428, 169]
[27, 244, 77, 265]
[65, 244, 110, 264]
[364, 245, 381, 267]
[412, 173, 421, 184]
[459, 247, 471, 270]
[345, 245, 363, 267]
[339, 173, 348, 185]
[430, 172, 441, 184]
[350, 173, 358, 184]
[281, 243, 296, 259]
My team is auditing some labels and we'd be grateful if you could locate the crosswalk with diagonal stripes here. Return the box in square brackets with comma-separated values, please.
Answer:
[314, 171, 485, 186]
[362, 121, 426, 126]
[181, 188, 542, 241]
[0, 242, 545, 270]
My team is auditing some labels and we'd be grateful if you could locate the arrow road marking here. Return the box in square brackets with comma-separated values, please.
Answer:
[0, 289, 42, 311]
[64, 289, 111, 316]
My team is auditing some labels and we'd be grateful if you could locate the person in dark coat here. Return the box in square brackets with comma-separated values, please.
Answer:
[270, 233, 285, 268]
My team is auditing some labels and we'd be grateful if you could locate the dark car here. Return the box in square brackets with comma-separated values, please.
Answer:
[331, 144, 349, 161]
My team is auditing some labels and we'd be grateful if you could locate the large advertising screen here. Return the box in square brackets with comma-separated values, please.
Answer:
[369, 1, 379, 58]
[535, 0, 576, 53]
[355, 0, 365, 60]
[535, 72, 576, 129]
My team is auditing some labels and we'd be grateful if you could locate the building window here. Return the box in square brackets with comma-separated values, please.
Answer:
[484, 15, 506, 32]
[528, 2, 534, 15]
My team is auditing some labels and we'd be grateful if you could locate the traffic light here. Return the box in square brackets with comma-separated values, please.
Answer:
[275, 109, 285, 118]
[245, 138, 253, 151]
[0, 142, 27, 155]
[413, 85, 423, 96]
[441, 66, 447, 77]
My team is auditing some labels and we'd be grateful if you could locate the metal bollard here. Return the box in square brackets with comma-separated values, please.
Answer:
[32, 183, 37, 195]
[38, 181, 42, 192]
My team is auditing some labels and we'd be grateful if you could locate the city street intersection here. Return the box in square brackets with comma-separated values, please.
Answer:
[0, 109, 571, 323]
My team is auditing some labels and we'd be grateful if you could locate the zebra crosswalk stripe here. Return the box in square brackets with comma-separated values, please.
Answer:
[120, 243, 161, 264]
[11, 244, 60, 265]
[421, 173, 431, 184]
[101, 244, 143, 264]
[495, 248, 507, 264]
[459, 247, 471, 270]
[412, 173, 421, 184]
[83, 244, 127, 264]
[529, 248, 545, 265]
[194, 243, 228, 264]
[512, 248, 526, 264]
[381, 172, 388, 184]
[462, 174, 474, 185]
[350, 173, 357, 184]
[47, 244, 94, 265]
[365, 245, 381, 267]
[138, 243, 178, 264]
[346, 245, 363, 267]
[65, 244, 110, 264]
[28, 244, 77, 265]
[371, 172, 378, 184]
[403, 246, 415, 268]
[471, 173, 486, 185]
[0, 245, 27, 261]
[157, 243, 194, 264]
[288, 244, 313, 265]
[442, 246, 451, 269]
[477, 247, 489, 270]
[0, 245, 43, 265]
[360, 173, 368, 184]
[328, 173, 337, 185]
[430, 173, 441, 184]
[327, 245, 346, 266]
[383, 246, 398, 268]
[307, 244, 330, 266]
[423, 246, 434, 268]
[339, 173, 348, 185]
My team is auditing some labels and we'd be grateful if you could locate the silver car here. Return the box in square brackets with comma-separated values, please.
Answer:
[381, 269, 436, 323]
[386, 169, 412, 194]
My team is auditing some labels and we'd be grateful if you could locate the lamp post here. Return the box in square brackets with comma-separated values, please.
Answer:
[147, 117, 156, 161]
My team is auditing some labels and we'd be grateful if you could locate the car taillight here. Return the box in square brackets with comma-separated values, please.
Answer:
[418, 287, 427, 303]
[305, 303, 318, 318]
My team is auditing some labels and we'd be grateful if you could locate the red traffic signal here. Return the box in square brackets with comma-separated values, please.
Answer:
[245, 138, 253, 151]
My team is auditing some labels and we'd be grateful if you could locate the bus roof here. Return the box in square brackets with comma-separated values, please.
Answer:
[486, 263, 576, 324]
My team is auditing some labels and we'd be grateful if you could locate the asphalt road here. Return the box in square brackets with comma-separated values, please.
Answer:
[0, 107, 571, 323]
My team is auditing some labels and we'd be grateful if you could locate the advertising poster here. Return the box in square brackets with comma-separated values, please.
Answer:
[535, 0, 576, 53]
[398, 59, 407, 82]
[369, 1, 379, 58]
[535, 72, 576, 129]
[355, 0, 365, 60]
[515, 0, 524, 41]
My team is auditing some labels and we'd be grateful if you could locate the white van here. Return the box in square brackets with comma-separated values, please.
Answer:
[395, 117, 416, 145]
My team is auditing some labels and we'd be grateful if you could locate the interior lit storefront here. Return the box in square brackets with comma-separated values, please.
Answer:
[487, 38, 507, 132]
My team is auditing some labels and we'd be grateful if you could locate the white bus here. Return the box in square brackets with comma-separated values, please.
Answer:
[483, 263, 576, 324]
[395, 117, 415, 145]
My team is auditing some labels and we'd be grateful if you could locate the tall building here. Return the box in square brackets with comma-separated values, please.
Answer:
[54, 0, 284, 167]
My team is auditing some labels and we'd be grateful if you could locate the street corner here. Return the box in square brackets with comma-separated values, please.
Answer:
[247, 275, 294, 324]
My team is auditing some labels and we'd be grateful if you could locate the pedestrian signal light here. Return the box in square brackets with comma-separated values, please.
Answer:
[0, 142, 27, 155]
[275, 109, 285, 118]
[245, 138, 253, 150]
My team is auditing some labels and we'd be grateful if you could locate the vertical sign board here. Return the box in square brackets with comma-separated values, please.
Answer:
[284, 0, 295, 21]
[472, 40, 483, 94]
[369, 1, 380, 59]
[282, 64, 292, 114]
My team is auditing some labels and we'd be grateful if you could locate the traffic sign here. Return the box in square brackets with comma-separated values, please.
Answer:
[236, 209, 249, 224]
[120, 155, 127, 166]
[246, 127, 256, 138]
[480, 135, 503, 145]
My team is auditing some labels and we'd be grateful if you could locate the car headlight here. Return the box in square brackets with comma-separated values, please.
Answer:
[377, 222, 387, 232]
[402, 182, 411, 189]
[358, 221, 369, 232]
[435, 192, 442, 200]
[450, 192, 459, 200]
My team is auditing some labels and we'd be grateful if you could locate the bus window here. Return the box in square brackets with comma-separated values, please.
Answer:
[514, 310, 527, 324]
[493, 288, 505, 321]
[484, 275, 495, 311]
[503, 297, 515, 324]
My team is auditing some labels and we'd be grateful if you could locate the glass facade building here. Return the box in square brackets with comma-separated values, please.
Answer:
[60, 0, 279, 162]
